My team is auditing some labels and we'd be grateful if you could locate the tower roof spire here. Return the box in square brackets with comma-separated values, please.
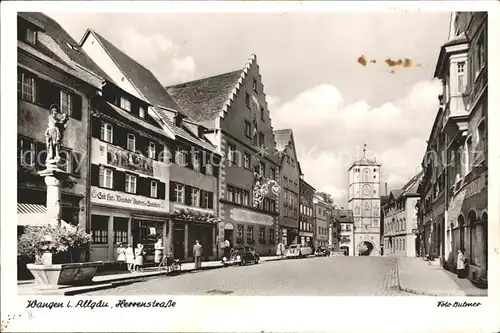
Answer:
[363, 143, 367, 157]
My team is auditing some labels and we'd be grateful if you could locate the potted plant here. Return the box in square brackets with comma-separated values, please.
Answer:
[18, 225, 102, 286]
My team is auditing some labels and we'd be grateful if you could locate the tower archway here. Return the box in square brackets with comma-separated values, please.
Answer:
[358, 241, 375, 256]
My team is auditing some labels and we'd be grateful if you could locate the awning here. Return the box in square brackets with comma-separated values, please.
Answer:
[17, 203, 76, 230]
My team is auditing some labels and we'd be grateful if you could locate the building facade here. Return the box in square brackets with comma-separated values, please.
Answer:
[81, 29, 221, 262]
[167, 55, 281, 256]
[348, 151, 382, 256]
[332, 209, 354, 256]
[17, 12, 107, 236]
[382, 171, 422, 257]
[299, 177, 315, 246]
[313, 196, 331, 248]
[418, 12, 488, 285]
[274, 129, 300, 245]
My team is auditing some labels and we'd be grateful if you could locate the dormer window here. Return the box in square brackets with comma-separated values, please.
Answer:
[139, 107, 145, 118]
[25, 27, 37, 45]
[174, 114, 183, 127]
[120, 97, 131, 112]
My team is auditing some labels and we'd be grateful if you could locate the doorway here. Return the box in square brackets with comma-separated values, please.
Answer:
[359, 241, 374, 256]
[173, 228, 185, 260]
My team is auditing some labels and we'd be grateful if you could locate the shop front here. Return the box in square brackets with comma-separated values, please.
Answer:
[220, 205, 278, 256]
[299, 231, 313, 246]
[90, 186, 169, 264]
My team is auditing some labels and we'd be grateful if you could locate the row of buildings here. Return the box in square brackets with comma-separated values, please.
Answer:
[379, 12, 488, 286]
[17, 12, 341, 266]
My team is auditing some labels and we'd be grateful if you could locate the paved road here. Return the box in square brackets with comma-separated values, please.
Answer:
[83, 256, 410, 296]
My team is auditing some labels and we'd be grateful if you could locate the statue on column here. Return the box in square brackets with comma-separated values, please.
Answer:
[45, 104, 69, 165]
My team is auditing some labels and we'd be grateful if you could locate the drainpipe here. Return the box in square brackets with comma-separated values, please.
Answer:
[85, 93, 93, 261]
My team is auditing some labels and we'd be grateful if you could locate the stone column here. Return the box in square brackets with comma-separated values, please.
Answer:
[38, 168, 64, 226]
[184, 223, 189, 260]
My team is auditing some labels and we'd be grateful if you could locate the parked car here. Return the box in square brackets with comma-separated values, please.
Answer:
[286, 244, 313, 259]
[315, 246, 330, 257]
[222, 246, 260, 266]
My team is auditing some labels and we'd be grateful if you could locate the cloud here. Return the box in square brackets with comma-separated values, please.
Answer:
[266, 95, 281, 106]
[117, 27, 196, 84]
[271, 80, 441, 206]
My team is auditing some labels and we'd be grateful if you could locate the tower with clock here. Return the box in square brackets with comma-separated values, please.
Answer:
[347, 144, 381, 256]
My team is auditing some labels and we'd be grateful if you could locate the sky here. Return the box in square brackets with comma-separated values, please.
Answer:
[47, 11, 451, 207]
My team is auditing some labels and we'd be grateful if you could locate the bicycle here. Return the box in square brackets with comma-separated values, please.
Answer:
[157, 255, 182, 275]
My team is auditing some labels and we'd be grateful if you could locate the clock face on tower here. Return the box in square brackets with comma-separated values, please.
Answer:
[362, 184, 371, 197]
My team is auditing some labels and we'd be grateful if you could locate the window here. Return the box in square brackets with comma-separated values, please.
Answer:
[193, 153, 200, 172]
[125, 174, 137, 194]
[235, 188, 242, 205]
[151, 181, 158, 198]
[259, 227, 265, 242]
[191, 188, 200, 207]
[228, 143, 236, 165]
[205, 163, 213, 176]
[120, 97, 131, 111]
[403, 239, 405, 251]
[284, 176, 288, 187]
[244, 152, 251, 169]
[477, 121, 486, 156]
[245, 92, 250, 108]
[242, 191, 249, 206]
[175, 148, 187, 165]
[60, 90, 73, 115]
[91, 215, 108, 244]
[139, 107, 145, 118]
[260, 107, 264, 120]
[270, 167, 275, 180]
[100, 123, 113, 143]
[237, 224, 244, 239]
[457, 62, 465, 93]
[259, 132, 265, 148]
[259, 161, 265, 176]
[18, 71, 36, 102]
[127, 134, 136, 151]
[174, 183, 185, 203]
[148, 142, 156, 159]
[269, 228, 275, 243]
[244, 121, 252, 138]
[202, 191, 210, 208]
[246, 226, 254, 241]
[113, 217, 128, 244]
[291, 158, 295, 167]
[25, 27, 37, 45]
[253, 78, 258, 92]
[99, 166, 113, 189]
[19, 138, 35, 166]
[476, 32, 485, 77]
[227, 185, 235, 202]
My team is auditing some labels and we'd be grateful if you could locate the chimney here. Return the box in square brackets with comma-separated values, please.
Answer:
[174, 113, 184, 127]
[385, 182, 388, 196]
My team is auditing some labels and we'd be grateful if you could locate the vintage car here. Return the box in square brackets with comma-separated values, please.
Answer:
[285, 244, 313, 259]
[222, 246, 260, 266]
[314, 246, 331, 257]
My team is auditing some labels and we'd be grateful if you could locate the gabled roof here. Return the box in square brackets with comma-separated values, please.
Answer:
[84, 29, 183, 114]
[332, 209, 354, 223]
[166, 70, 243, 122]
[390, 189, 404, 200]
[349, 156, 381, 169]
[166, 54, 258, 123]
[18, 12, 111, 87]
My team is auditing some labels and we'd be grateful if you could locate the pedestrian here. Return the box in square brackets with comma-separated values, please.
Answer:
[116, 243, 126, 269]
[224, 239, 231, 258]
[154, 238, 164, 267]
[276, 242, 285, 258]
[125, 244, 135, 272]
[193, 240, 203, 269]
[134, 243, 144, 272]
[457, 248, 467, 279]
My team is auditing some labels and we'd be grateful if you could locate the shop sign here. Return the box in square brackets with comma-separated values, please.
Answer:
[91, 186, 166, 212]
[229, 208, 274, 226]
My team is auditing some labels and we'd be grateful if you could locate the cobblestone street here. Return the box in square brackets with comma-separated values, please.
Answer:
[83, 256, 412, 296]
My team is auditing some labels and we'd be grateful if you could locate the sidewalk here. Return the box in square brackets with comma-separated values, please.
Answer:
[397, 257, 487, 296]
[18, 255, 284, 295]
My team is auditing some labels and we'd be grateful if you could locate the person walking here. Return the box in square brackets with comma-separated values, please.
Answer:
[276, 242, 285, 258]
[134, 243, 144, 272]
[457, 248, 468, 279]
[125, 244, 135, 272]
[154, 239, 164, 267]
[224, 239, 231, 258]
[116, 243, 126, 269]
[193, 240, 203, 269]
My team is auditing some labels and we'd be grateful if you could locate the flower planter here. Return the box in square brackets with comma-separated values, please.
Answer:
[27, 261, 103, 286]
